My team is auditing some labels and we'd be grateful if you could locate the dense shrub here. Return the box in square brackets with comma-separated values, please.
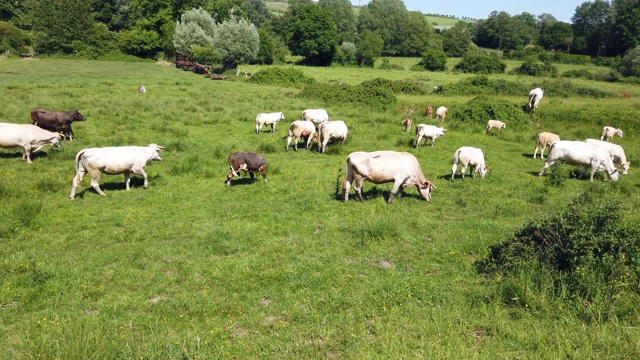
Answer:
[435, 76, 529, 96]
[451, 95, 527, 127]
[360, 78, 428, 95]
[561, 69, 594, 80]
[615, 46, 640, 78]
[511, 58, 558, 77]
[477, 191, 640, 320]
[377, 58, 404, 70]
[418, 47, 447, 71]
[249, 67, 315, 87]
[298, 83, 397, 110]
[333, 42, 357, 66]
[0, 21, 31, 55]
[539, 78, 614, 98]
[453, 54, 506, 74]
[192, 45, 219, 65]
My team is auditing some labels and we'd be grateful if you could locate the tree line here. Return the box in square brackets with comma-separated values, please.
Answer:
[0, 0, 639, 70]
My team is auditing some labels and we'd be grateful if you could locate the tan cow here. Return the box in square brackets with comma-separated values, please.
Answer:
[600, 126, 623, 141]
[534, 132, 560, 159]
[343, 151, 435, 204]
[486, 119, 506, 132]
[401, 118, 412, 132]
[285, 120, 317, 151]
[425, 106, 433, 118]
[318, 120, 348, 153]
[435, 106, 448, 122]
[0, 123, 62, 163]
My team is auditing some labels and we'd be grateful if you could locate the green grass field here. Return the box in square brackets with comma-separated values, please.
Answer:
[0, 58, 639, 358]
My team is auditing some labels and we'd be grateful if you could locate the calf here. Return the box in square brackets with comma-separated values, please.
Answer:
[0, 123, 62, 163]
[69, 144, 165, 199]
[318, 120, 348, 153]
[256, 112, 285, 134]
[527, 87, 544, 113]
[435, 106, 448, 122]
[451, 147, 488, 181]
[401, 118, 412, 132]
[425, 106, 433, 118]
[31, 108, 86, 140]
[486, 119, 506, 132]
[534, 132, 560, 159]
[286, 120, 317, 151]
[226, 151, 267, 187]
[343, 151, 435, 204]
[600, 126, 623, 141]
[415, 124, 446, 147]
[138, 85, 147, 93]
[539, 140, 619, 182]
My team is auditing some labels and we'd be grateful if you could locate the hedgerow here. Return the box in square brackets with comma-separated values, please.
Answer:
[360, 78, 428, 95]
[452, 95, 527, 127]
[561, 69, 595, 80]
[477, 191, 640, 321]
[297, 83, 397, 110]
[249, 67, 315, 87]
[511, 58, 558, 77]
[435, 75, 528, 96]
[540, 78, 614, 98]
[453, 54, 506, 74]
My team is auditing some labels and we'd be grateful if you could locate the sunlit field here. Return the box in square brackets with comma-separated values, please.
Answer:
[0, 58, 638, 358]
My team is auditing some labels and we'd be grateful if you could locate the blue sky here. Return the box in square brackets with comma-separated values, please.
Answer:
[349, 0, 586, 23]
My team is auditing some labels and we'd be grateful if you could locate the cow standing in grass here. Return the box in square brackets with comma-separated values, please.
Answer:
[31, 108, 86, 140]
[256, 112, 285, 134]
[538, 140, 619, 182]
[0, 123, 61, 163]
[527, 88, 544, 113]
[226, 152, 267, 187]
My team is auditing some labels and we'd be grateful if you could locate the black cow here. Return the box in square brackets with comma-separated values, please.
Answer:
[30, 108, 86, 140]
[226, 152, 267, 187]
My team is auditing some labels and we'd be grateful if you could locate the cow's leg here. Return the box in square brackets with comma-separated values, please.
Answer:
[534, 146, 539, 159]
[539, 161, 555, 176]
[461, 164, 468, 180]
[68, 127, 75, 140]
[389, 177, 409, 204]
[354, 175, 365, 202]
[69, 167, 86, 199]
[271, 124, 275, 133]
[451, 163, 458, 181]
[286, 136, 293, 151]
[342, 177, 351, 202]
[249, 171, 255, 181]
[22, 146, 32, 164]
[131, 167, 149, 188]
[124, 171, 131, 190]
[415, 135, 422, 148]
[226, 171, 234, 187]
[89, 171, 106, 196]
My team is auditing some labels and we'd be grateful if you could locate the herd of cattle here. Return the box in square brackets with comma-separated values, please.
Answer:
[0, 86, 630, 203]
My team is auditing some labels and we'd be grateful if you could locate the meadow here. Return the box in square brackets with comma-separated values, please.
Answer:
[0, 57, 639, 358]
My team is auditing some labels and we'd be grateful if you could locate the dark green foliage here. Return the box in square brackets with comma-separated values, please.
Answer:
[355, 29, 383, 67]
[418, 47, 447, 71]
[118, 27, 162, 58]
[615, 46, 640, 78]
[562, 69, 594, 80]
[29, 0, 95, 54]
[333, 41, 357, 66]
[539, 78, 614, 98]
[192, 46, 219, 66]
[360, 78, 428, 95]
[297, 83, 397, 110]
[451, 95, 527, 127]
[318, 0, 357, 43]
[477, 191, 640, 320]
[286, 3, 339, 66]
[543, 162, 567, 187]
[511, 58, 558, 77]
[249, 67, 315, 87]
[254, 29, 288, 65]
[377, 58, 404, 70]
[435, 75, 529, 96]
[442, 22, 474, 57]
[453, 53, 506, 74]
[0, 21, 30, 54]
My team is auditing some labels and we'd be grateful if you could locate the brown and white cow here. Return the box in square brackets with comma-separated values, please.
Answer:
[343, 151, 435, 204]
[425, 106, 433, 118]
[0, 123, 62, 163]
[401, 118, 412, 132]
[226, 152, 267, 187]
[31, 108, 86, 140]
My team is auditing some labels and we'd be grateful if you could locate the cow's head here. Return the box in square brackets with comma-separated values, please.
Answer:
[74, 109, 86, 121]
[479, 165, 489, 178]
[280, 112, 285, 120]
[417, 181, 436, 202]
[621, 161, 631, 175]
[50, 136, 61, 148]
[148, 144, 166, 161]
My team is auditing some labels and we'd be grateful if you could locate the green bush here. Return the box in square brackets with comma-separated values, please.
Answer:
[249, 67, 315, 87]
[435, 75, 529, 96]
[539, 78, 614, 98]
[477, 191, 640, 320]
[615, 46, 640, 78]
[298, 83, 397, 110]
[360, 78, 428, 95]
[453, 53, 506, 74]
[378, 59, 404, 70]
[451, 95, 527, 127]
[418, 47, 447, 71]
[0, 21, 31, 55]
[192, 45, 219, 66]
[561, 69, 594, 80]
[511, 58, 558, 77]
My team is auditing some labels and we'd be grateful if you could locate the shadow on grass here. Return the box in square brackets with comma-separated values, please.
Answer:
[0, 151, 51, 162]
[225, 177, 264, 187]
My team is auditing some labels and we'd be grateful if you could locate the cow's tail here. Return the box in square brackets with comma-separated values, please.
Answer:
[452, 149, 461, 166]
[342, 156, 354, 201]
[74, 150, 86, 174]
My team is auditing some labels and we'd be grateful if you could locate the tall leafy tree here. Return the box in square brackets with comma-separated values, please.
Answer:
[242, 0, 270, 28]
[173, 7, 216, 54]
[357, 0, 409, 56]
[318, 0, 356, 42]
[27, 0, 94, 54]
[473, 11, 513, 50]
[571, 0, 610, 56]
[442, 21, 474, 57]
[398, 11, 437, 56]
[538, 21, 573, 51]
[213, 18, 259, 68]
[286, 3, 339, 65]
[0, 0, 25, 23]
[355, 29, 383, 66]
[608, 0, 640, 56]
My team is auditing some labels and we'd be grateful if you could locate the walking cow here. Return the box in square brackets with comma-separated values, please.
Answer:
[226, 152, 267, 187]
[31, 108, 86, 140]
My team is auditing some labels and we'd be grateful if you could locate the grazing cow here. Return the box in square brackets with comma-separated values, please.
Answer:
[302, 109, 329, 125]
[527, 88, 544, 113]
[425, 106, 433, 118]
[415, 124, 446, 147]
[401, 118, 412, 132]
[451, 147, 488, 181]
[30, 108, 86, 140]
[600, 126, 623, 141]
[617, 93, 631, 98]
[69, 144, 165, 199]
[585, 138, 630, 175]
[533, 132, 560, 159]
[435, 106, 448, 122]
[226, 152, 267, 187]
[343, 151, 435, 204]
[486, 119, 506, 132]
[539, 140, 619, 182]
[256, 112, 285, 134]
[318, 120, 348, 153]
[138, 85, 146, 93]
[286, 120, 317, 151]
[0, 123, 62, 163]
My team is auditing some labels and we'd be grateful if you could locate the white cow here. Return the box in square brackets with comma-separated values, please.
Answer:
[301, 109, 329, 125]
[137, 85, 146, 93]
[486, 119, 506, 132]
[318, 120, 348, 153]
[527, 87, 544, 113]
[435, 106, 448, 122]
[285, 120, 317, 151]
[256, 112, 285, 134]
[585, 138, 630, 175]
[451, 147, 488, 181]
[539, 140, 619, 182]
[69, 144, 165, 199]
[0, 123, 61, 163]
[415, 124, 446, 147]
[600, 126, 623, 141]
[534, 132, 560, 159]
[343, 151, 436, 204]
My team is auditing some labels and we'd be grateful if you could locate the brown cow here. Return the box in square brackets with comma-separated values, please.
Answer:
[226, 152, 267, 187]
[31, 108, 86, 140]
[425, 106, 433, 118]
[401, 118, 412, 132]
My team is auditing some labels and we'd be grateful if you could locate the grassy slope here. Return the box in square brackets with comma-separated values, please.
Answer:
[0, 58, 639, 358]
